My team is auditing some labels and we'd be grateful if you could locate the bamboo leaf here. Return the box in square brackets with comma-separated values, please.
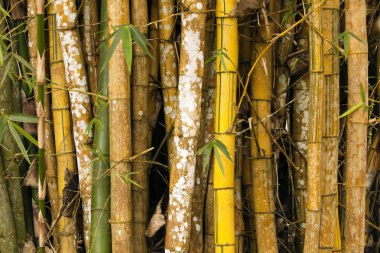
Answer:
[0, 117, 5, 143]
[347, 32, 366, 45]
[9, 121, 38, 146]
[213, 139, 233, 162]
[8, 113, 38, 123]
[214, 148, 224, 176]
[0, 59, 12, 87]
[339, 102, 364, 119]
[122, 26, 132, 71]
[119, 172, 143, 188]
[100, 29, 122, 73]
[202, 146, 212, 173]
[360, 81, 365, 103]
[130, 25, 153, 58]
[11, 53, 35, 72]
[7, 120, 31, 163]
[0, 4, 10, 18]
[0, 45, 3, 66]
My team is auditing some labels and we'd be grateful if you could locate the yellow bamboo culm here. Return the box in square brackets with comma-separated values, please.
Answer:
[250, 7, 278, 253]
[214, 0, 238, 252]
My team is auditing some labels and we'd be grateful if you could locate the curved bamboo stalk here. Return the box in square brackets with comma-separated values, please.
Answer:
[250, 8, 278, 253]
[47, 3, 78, 252]
[214, 0, 238, 252]
[0, 0, 26, 243]
[55, 0, 94, 246]
[89, 0, 111, 251]
[158, 0, 178, 168]
[164, 1, 206, 251]
[303, 0, 324, 251]
[0, 154, 18, 252]
[107, 0, 133, 251]
[343, 0, 368, 251]
[319, 0, 340, 250]
[131, 1, 149, 252]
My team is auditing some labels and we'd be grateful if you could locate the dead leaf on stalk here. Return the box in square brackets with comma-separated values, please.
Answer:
[24, 158, 38, 187]
[231, 0, 263, 16]
[145, 197, 165, 237]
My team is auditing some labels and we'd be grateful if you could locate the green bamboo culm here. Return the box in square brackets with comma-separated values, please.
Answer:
[90, 0, 111, 251]
[36, 0, 46, 251]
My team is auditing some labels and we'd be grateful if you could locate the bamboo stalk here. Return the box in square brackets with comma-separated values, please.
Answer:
[148, 0, 159, 137]
[343, 0, 368, 252]
[164, 1, 206, 251]
[0, 154, 18, 252]
[36, 0, 46, 250]
[303, 0, 324, 251]
[47, 3, 78, 252]
[0, 0, 26, 243]
[291, 24, 309, 250]
[250, 7, 278, 253]
[319, 0, 340, 250]
[89, 0, 111, 251]
[189, 8, 214, 252]
[131, 1, 149, 252]
[82, 0, 99, 105]
[214, 0, 238, 252]
[55, 0, 94, 246]
[158, 0, 178, 169]
[107, 0, 133, 251]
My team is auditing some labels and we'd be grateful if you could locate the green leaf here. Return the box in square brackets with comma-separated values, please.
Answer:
[214, 148, 224, 176]
[100, 29, 122, 73]
[12, 53, 35, 73]
[339, 102, 364, 119]
[122, 26, 132, 71]
[0, 45, 3, 66]
[343, 32, 349, 60]
[10, 121, 38, 146]
[347, 32, 366, 45]
[119, 172, 143, 188]
[0, 59, 12, 87]
[130, 25, 152, 58]
[213, 139, 233, 162]
[8, 113, 38, 123]
[0, 117, 5, 143]
[360, 81, 366, 103]
[202, 146, 212, 172]
[7, 120, 31, 163]
[0, 4, 10, 18]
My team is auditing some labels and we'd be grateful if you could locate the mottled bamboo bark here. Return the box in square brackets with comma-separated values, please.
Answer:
[319, 0, 340, 250]
[82, 0, 99, 105]
[250, 10, 278, 253]
[107, 0, 133, 251]
[0, 155, 18, 252]
[158, 0, 178, 168]
[189, 9, 214, 252]
[214, 0, 238, 252]
[164, 1, 206, 251]
[55, 0, 94, 247]
[47, 3, 78, 252]
[343, 0, 368, 252]
[303, 0, 324, 251]
[291, 24, 309, 250]
[0, 0, 26, 243]
[131, 0, 149, 252]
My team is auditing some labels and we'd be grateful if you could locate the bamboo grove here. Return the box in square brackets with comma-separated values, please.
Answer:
[1, 0, 380, 252]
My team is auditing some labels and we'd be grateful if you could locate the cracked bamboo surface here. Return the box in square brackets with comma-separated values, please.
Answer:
[131, 0, 149, 252]
[214, 0, 237, 252]
[164, 1, 206, 251]
[107, 0, 133, 251]
[250, 9, 278, 253]
[55, 0, 94, 248]
[47, 3, 78, 252]
[343, 0, 368, 252]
